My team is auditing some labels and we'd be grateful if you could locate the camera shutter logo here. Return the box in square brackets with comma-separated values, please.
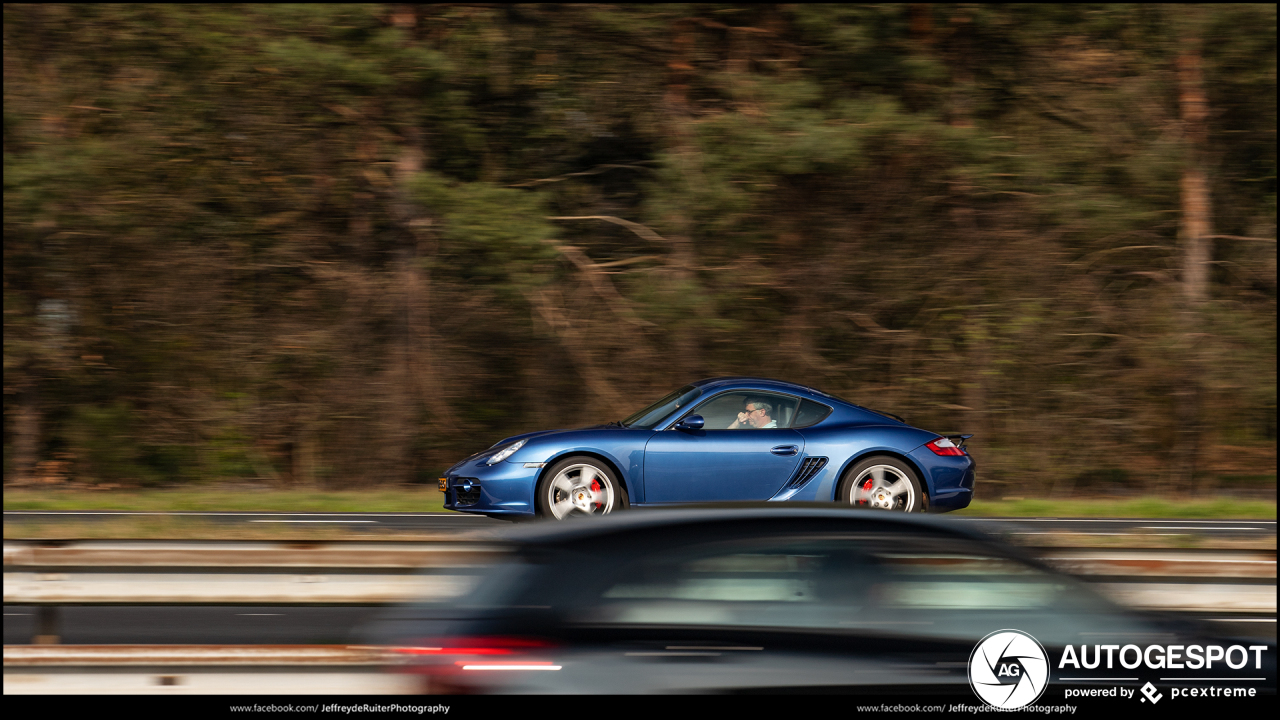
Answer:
[969, 629, 1050, 709]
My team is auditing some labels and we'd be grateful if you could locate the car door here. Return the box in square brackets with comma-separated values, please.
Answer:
[642, 391, 804, 503]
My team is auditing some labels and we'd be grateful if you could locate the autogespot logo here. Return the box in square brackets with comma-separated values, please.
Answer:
[969, 629, 1050, 709]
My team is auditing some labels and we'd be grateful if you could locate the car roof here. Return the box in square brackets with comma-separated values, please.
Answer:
[500, 505, 996, 548]
[690, 377, 847, 403]
[684, 377, 916, 427]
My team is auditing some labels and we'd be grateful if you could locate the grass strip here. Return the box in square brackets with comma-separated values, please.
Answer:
[955, 497, 1275, 519]
[4, 489, 1273, 518]
[3, 487, 447, 513]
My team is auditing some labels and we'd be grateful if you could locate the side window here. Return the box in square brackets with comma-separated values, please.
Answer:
[571, 534, 1153, 646]
[792, 399, 833, 428]
[871, 551, 1058, 610]
[578, 537, 875, 630]
[685, 392, 798, 430]
[856, 538, 1151, 645]
[689, 393, 751, 429]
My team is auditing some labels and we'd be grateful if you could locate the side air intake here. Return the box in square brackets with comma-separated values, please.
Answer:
[784, 457, 828, 491]
[452, 477, 482, 506]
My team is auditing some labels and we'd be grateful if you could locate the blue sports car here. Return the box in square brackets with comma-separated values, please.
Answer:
[440, 377, 975, 519]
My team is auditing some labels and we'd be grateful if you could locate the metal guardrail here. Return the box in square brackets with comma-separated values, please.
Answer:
[6, 540, 1273, 570]
[3, 571, 475, 605]
[3, 541, 1274, 694]
[4, 541, 1274, 607]
[9, 572, 1272, 611]
[3, 541, 1274, 645]
[1034, 548, 1278, 578]
[1032, 548, 1277, 614]
[3, 540, 498, 606]
[3, 540, 503, 646]
[2, 540, 506, 568]
[3, 645, 422, 695]
[5, 644, 397, 665]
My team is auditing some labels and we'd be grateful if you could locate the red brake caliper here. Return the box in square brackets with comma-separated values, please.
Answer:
[590, 479, 601, 508]
[857, 477, 873, 505]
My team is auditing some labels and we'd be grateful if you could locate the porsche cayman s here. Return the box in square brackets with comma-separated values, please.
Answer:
[440, 377, 974, 519]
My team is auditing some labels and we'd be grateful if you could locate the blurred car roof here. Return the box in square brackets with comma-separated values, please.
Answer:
[501, 503, 996, 547]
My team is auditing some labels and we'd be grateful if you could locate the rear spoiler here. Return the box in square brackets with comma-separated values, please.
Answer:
[943, 434, 974, 450]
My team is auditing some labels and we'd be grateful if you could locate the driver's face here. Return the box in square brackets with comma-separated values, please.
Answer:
[744, 404, 768, 427]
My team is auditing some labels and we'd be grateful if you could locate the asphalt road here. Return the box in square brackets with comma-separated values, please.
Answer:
[5, 510, 1277, 539]
[3, 605, 383, 646]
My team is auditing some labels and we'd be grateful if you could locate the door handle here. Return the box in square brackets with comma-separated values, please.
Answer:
[770, 445, 799, 456]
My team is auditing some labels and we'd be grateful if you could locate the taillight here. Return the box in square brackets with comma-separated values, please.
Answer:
[390, 636, 563, 686]
[925, 437, 966, 456]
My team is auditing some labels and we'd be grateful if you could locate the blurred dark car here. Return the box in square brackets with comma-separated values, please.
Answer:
[363, 508, 1275, 695]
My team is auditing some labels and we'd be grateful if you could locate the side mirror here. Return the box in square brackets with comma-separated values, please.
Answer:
[674, 414, 705, 431]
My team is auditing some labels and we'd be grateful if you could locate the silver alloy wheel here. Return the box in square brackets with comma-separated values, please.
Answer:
[850, 464, 917, 511]
[546, 463, 616, 519]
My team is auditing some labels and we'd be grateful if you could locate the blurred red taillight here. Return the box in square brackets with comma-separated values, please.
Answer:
[925, 437, 966, 456]
[390, 636, 561, 691]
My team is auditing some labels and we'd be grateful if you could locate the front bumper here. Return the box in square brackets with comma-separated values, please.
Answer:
[441, 459, 541, 516]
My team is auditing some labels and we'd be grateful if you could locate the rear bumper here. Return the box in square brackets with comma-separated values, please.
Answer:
[908, 447, 975, 513]
[929, 485, 973, 512]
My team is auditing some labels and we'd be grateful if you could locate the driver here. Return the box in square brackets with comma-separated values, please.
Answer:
[728, 398, 777, 429]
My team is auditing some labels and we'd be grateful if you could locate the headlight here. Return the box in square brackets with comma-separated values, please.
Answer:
[486, 439, 527, 465]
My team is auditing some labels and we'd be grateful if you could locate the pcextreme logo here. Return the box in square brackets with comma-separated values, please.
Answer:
[969, 629, 1050, 709]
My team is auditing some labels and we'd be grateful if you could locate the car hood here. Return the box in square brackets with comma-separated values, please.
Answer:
[491, 424, 624, 448]
[447, 425, 632, 472]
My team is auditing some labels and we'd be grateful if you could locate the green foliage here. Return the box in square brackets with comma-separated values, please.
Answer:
[411, 172, 557, 295]
[64, 404, 193, 486]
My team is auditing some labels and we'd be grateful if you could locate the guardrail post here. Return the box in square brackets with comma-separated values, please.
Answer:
[35, 605, 59, 644]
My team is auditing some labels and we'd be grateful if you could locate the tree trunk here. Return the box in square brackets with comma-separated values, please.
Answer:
[394, 128, 458, 475]
[1178, 49, 1212, 307]
[659, 19, 710, 382]
[962, 317, 992, 465]
[10, 382, 40, 485]
[1172, 42, 1212, 488]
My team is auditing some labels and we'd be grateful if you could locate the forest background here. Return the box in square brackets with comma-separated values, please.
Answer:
[4, 4, 1275, 499]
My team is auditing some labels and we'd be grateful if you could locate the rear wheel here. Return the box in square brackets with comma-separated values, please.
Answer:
[536, 457, 629, 520]
[837, 456, 924, 512]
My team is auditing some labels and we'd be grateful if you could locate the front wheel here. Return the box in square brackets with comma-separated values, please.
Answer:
[837, 456, 925, 512]
[536, 457, 629, 520]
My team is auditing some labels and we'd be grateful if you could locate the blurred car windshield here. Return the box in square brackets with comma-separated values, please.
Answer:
[622, 385, 703, 429]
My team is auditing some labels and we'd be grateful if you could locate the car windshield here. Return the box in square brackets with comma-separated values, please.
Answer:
[622, 385, 702, 429]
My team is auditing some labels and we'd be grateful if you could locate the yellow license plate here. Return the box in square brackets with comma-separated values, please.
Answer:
[438, 477, 448, 492]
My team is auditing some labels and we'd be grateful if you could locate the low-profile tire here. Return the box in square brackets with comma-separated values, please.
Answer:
[535, 456, 629, 520]
[837, 456, 925, 513]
